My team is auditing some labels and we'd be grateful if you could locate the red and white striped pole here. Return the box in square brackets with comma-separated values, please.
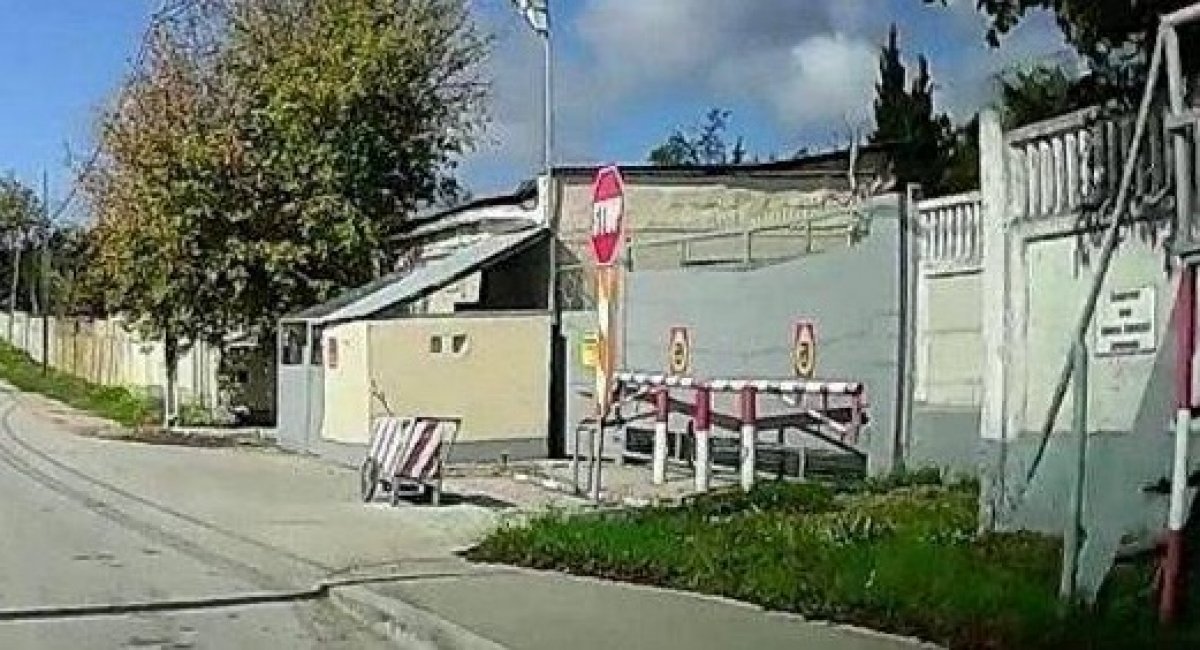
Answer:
[694, 386, 712, 492]
[1162, 264, 1194, 623]
[740, 387, 757, 492]
[652, 387, 669, 485]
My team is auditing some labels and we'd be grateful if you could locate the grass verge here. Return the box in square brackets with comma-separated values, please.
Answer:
[467, 473, 1199, 650]
[0, 340, 157, 427]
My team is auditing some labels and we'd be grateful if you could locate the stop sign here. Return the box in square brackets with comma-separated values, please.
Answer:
[590, 166, 625, 266]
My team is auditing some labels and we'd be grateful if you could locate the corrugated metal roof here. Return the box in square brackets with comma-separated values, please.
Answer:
[284, 226, 547, 325]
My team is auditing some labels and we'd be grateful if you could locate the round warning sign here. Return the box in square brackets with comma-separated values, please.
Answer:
[668, 327, 691, 376]
[793, 321, 816, 378]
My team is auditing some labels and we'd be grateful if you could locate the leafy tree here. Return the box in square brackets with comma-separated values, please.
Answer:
[870, 24, 955, 195]
[925, 0, 1200, 95]
[0, 175, 45, 328]
[85, 0, 490, 417]
[648, 108, 746, 165]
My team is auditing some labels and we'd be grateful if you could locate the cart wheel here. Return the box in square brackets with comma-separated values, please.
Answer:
[360, 458, 380, 502]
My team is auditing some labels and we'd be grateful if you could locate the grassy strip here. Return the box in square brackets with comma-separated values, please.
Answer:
[468, 475, 1198, 650]
[0, 341, 157, 428]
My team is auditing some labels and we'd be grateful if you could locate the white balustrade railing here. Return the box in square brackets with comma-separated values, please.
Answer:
[917, 191, 983, 269]
[1004, 106, 1170, 220]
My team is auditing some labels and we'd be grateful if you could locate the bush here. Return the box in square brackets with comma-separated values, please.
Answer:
[468, 477, 1200, 650]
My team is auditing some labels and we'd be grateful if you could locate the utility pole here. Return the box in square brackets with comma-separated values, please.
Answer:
[41, 171, 50, 375]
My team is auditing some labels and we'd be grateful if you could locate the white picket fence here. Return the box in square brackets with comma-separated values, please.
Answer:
[0, 311, 221, 409]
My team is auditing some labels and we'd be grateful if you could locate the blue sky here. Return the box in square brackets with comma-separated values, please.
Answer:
[0, 0, 1072, 211]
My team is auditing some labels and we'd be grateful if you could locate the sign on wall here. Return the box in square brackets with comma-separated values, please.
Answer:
[326, 337, 339, 370]
[793, 321, 816, 378]
[1095, 286, 1156, 357]
[580, 331, 599, 369]
[590, 166, 626, 267]
[668, 326, 691, 376]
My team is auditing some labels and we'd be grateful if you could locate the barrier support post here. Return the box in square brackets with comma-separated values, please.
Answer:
[653, 387, 669, 485]
[694, 386, 711, 492]
[740, 386, 758, 492]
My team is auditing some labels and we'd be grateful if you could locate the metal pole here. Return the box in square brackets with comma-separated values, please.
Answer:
[1164, 264, 1195, 622]
[542, 29, 553, 171]
[40, 171, 50, 374]
[1060, 339, 1088, 603]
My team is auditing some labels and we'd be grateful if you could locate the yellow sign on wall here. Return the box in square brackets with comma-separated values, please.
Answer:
[580, 332, 599, 369]
[668, 327, 691, 376]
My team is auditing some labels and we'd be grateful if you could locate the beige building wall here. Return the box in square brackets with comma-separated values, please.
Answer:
[319, 321, 372, 444]
[366, 314, 551, 447]
[554, 175, 869, 276]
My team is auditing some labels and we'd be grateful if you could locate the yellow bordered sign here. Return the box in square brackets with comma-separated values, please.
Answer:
[793, 320, 816, 378]
[668, 326, 691, 376]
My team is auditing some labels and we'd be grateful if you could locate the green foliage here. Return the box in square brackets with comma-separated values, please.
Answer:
[648, 108, 746, 166]
[85, 0, 490, 349]
[870, 24, 956, 195]
[925, 0, 1198, 95]
[470, 476, 1197, 649]
[0, 340, 155, 427]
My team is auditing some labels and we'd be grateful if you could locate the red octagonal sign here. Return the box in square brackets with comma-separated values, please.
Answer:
[590, 165, 625, 266]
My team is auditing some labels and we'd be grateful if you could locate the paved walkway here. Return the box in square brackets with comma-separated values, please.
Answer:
[363, 566, 931, 650]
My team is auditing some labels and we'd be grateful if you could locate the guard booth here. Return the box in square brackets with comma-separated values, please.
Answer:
[276, 319, 325, 452]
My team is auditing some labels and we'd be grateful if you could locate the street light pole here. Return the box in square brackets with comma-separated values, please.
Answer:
[542, 27, 553, 171]
[511, 0, 552, 171]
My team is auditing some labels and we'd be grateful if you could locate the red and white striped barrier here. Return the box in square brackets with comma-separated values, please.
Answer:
[362, 416, 460, 505]
[615, 371, 868, 493]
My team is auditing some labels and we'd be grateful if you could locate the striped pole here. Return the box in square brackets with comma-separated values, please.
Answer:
[1163, 263, 1194, 622]
[652, 387, 669, 485]
[694, 386, 711, 492]
[740, 386, 757, 492]
[591, 265, 617, 502]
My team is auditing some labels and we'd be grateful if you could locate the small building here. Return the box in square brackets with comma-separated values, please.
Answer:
[276, 187, 554, 466]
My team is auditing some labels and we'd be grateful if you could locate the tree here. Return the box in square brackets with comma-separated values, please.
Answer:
[0, 175, 44, 337]
[648, 108, 746, 165]
[85, 0, 490, 418]
[926, 0, 1200, 96]
[870, 24, 955, 195]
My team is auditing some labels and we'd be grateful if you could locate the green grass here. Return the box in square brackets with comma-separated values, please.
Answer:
[0, 341, 158, 427]
[468, 474, 1199, 650]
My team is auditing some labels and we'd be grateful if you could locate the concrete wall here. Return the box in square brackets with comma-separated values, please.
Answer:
[367, 313, 551, 459]
[0, 311, 221, 408]
[909, 269, 985, 474]
[319, 321, 371, 445]
[973, 107, 1200, 600]
[560, 195, 905, 475]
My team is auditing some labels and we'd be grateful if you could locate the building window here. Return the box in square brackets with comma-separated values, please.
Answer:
[451, 334, 469, 355]
[429, 335, 444, 354]
[280, 323, 307, 366]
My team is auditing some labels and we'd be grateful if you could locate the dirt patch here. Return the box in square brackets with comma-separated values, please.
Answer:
[98, 427, 272, 449]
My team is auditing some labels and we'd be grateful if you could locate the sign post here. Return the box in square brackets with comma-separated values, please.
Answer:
[793, 320, 816, 379]
[590, 166, 625, 502]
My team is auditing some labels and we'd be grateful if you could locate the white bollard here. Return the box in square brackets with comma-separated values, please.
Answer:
[694, 387, 711, 493]
[652, 387, 669, 485]
[740, 387, 757, 492]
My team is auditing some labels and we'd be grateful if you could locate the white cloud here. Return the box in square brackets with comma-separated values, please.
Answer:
[460, 0, 1075, 193]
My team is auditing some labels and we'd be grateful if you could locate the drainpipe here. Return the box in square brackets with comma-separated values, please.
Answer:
[1162, 263, 1194, 623]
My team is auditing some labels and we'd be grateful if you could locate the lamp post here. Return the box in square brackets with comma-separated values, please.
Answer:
[510, 0, 552, 171]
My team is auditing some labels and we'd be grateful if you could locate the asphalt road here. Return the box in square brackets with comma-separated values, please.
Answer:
[0, 390, 393, 650]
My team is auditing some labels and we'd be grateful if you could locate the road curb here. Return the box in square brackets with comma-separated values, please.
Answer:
[329, 584, 510, 650]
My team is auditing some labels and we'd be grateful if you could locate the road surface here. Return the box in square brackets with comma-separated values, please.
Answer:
[0, 388, 393, 649]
